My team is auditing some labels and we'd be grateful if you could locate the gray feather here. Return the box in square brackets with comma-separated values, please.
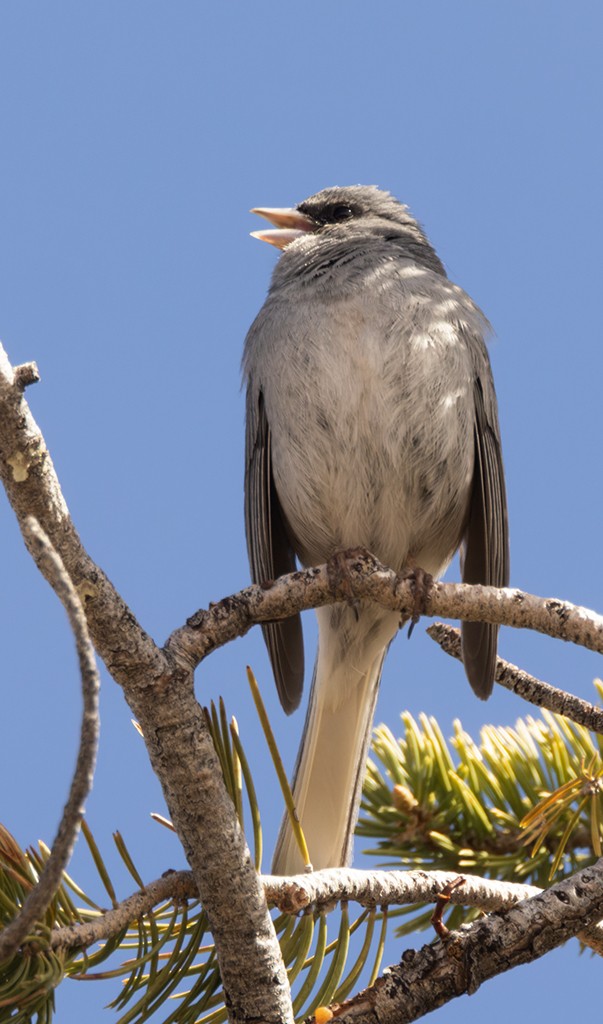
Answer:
[461, 369, 510, 698]
[244, 387, 304, 712]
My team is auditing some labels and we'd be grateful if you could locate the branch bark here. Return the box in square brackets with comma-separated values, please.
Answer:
[0, 518, 100, 961]
[0, 345, 293, 1024]
[428, 622, 603, 733]
[165, 557, 603, 672]
[335, 858, 603, 1024]
[50, 867, 542, 953]
[48, 863, 603, 967]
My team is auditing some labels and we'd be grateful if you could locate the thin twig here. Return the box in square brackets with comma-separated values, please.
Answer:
[0, 518, 100, 961]
[50, 870, 196, 952]
[427, 622, 603, 734]
[430, 876, 466, 939]
[13, 362, 40, 390]
[0, 342, 167, 688]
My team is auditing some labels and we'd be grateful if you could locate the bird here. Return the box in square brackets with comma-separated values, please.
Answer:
[243, 185, 509, 874]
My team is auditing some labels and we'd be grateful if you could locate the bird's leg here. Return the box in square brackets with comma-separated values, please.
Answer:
[326, 546, 380, 617]
[398, 562, 434, 637]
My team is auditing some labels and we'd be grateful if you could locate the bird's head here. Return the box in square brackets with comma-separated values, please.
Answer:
[250, 186, 444, 277]
[251, 185, 418, 248]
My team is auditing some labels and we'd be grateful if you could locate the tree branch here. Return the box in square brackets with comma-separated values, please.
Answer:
[50, 870, 197, 953]
[335, 858, 603, 1024]
[0, 518, 100, 962]
[0, 344, 293, 1024]
[47, 865, 603, 959]
[428, 622, 603, 733]
[265, 867, 541, 914]
[0, 344, 165, 687]
[165, 556, 603, 671]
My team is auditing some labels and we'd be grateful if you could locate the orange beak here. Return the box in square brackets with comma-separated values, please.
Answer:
[250, 207, 316, 250]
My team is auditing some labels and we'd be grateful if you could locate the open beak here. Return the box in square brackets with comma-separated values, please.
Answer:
[250, 207, 316, 250]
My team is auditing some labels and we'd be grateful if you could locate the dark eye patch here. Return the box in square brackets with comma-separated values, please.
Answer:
[327, 204, 354, 222]
[297, 200, 358, 226]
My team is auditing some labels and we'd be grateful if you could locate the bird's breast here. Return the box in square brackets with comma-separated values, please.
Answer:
[253, 275, 479, 576]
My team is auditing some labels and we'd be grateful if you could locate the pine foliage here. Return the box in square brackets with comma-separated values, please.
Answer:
[2, 683, 602, 1023]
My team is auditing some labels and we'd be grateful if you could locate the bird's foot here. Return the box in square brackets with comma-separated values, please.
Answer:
[398, 565, 434, 637]
[326, 546, 377, 612]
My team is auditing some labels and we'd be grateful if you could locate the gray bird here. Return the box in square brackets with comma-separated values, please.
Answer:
[243, 186, 509, 874]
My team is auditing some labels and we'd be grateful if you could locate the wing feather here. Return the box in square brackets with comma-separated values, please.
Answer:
[461, 363, 510, 698]
[245, 387, 304, 712]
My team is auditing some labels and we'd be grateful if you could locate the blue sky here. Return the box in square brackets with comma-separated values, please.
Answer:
[1, 2, 602, 1020]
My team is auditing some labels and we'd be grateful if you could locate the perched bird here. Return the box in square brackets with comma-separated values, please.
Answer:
[243, 186, 509, 874]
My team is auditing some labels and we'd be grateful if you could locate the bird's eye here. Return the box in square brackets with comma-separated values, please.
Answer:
[329, 204, 354, 222]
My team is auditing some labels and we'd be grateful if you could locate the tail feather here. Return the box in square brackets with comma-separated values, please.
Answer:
[272, 606, 398, 874]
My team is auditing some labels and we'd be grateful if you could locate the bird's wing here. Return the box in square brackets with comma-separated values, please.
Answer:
[461, 349, 510, 698]
[245, 385, 304, 713]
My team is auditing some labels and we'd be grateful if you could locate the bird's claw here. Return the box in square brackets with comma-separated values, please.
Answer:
[399, 566, 434, 637]
[326, 546, 375, 609]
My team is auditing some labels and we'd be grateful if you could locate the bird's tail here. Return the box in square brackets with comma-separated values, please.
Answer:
[272, 606, 398, 874]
